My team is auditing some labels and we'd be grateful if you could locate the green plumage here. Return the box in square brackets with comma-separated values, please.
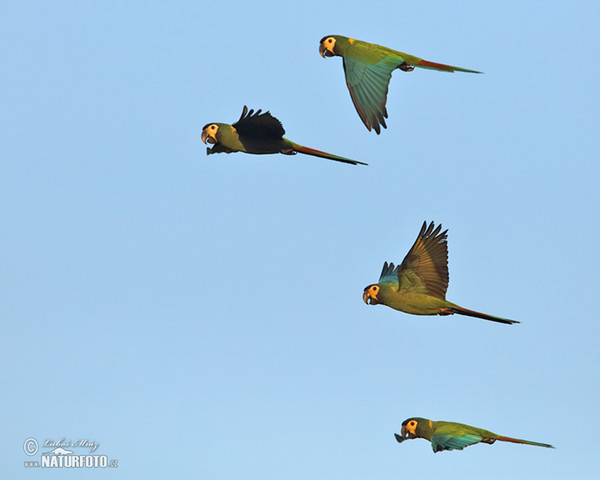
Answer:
[363, 221, 518, 325]
[319, 35, 482, 133]
[201, 106, 366, 165]
[396, 417, 554, 453]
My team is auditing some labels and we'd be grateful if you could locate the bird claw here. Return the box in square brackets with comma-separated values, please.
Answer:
[399, 63, 415, 72]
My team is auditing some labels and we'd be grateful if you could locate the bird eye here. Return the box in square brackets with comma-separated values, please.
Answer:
[328, 38, 333, 43]
[410, 421, 416, 426]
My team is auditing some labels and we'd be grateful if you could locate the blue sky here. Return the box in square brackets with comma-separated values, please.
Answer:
[2, 1, 599, 478]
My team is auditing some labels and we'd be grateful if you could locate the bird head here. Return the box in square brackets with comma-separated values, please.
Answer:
[362, 284, 381, 305]
[319, 35, 338, 58]
[400, 418, 425, 440]
[201, 123, 221, 145]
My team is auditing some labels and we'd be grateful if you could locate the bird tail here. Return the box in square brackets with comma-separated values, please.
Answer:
[496, 435, 554, 449]
[415, 59, 482, 74]
[291, 144, 368, 166]
[448, 306, 519, 325]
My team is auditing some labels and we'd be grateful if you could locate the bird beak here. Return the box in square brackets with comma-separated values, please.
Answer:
[394, 433, 407, 443]
[362, 290, 370, 304]
[201, 129, 217, 145]
[401, 423, 419, 439]
[363, 287, 378, 305]
[319, 43, 334, 58]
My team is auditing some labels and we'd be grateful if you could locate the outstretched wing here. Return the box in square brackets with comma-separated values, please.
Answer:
[342, 55, 404, 134]
[232, 106, 285, 140]
[378, 261, 400, 288]
[431, 433, 483, 452]
[395, 221, 449, 298]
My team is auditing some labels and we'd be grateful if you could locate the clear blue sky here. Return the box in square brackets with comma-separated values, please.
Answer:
[2, 1, 599, 478]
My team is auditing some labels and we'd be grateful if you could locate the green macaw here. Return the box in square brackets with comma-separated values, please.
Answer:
[201, 106, 366, 166]
[319, 35, 482, 133]
[362, 221, 518, 325]
[395, 417, 554, 452]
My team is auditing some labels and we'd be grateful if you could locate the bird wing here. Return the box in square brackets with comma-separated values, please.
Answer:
[395, 221, 449, 298]
[232, 106, 285, 141]
[431, 433, 483, 452]
[377, 261, 400, 289]
[342, 55, 404, 134]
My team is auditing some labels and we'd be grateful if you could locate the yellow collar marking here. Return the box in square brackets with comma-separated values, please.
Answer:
[429, 420, 433, 429]
[348, 38, 355, 45]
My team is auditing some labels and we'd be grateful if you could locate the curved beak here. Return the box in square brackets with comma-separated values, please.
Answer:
[319, 43, 334, 58]
[362, 290, 370, 304]
[400, 425, 409, 439]
[319, 43, 326, 58]
[363, 286, 378, 305]
[202, 129, 218, 145]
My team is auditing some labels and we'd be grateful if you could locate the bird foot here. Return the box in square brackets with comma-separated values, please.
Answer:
[280, 148, 297, 156]
[399, 63, 415, 72]
[439, 308, 454, 316]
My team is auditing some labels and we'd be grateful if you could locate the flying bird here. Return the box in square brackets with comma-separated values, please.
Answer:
[395, 417, 554, 452]
[201, 106, 366, 165]
[362, 221, 518, 325]
[319, 35, 482, 133]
